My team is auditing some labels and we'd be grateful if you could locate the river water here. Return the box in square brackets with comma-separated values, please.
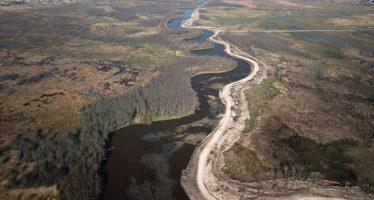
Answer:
[103, 7, 251, 200]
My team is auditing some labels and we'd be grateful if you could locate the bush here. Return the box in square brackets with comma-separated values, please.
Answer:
[0, 73, 20, 82]
[16, 68, 58, 85]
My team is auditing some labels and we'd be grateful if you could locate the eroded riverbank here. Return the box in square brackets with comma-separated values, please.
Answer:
[181, 5, 373, 200]
[102, 6, 251, 200]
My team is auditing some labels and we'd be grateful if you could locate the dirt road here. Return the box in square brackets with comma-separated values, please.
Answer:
[230, 29, 356, 33]
[181, 6, 372, 200]
[181, 6, 268, 200]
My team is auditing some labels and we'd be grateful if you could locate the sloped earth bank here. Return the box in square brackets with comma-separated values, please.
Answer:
[102, 6, 252, 200]
[181, 4, 373, 200]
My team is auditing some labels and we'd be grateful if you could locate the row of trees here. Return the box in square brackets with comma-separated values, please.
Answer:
[82, 61, 198, 133]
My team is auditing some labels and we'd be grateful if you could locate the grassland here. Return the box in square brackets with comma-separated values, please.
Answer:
[0, 1, 173, 198]
[198, 1, 373, 31]
[0, 2, 178, 141]
[203, 0, 374, 195]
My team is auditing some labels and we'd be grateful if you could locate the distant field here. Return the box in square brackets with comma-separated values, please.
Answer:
[199, 1, 374, 31]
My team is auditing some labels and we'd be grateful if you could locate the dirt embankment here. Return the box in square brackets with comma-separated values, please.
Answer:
[180, 6, 373, 200]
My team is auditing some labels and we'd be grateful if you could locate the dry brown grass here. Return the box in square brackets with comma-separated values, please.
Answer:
[328, 14, 374, 27]
[341, 47, 374, 61]
[222, 0, 256, 8]
[251, 0, 317, 9]
[0, 185, 58, 200]
[0, 48, 151, 140]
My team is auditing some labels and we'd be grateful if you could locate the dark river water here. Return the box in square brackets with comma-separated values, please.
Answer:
[103, 7, 251, 200]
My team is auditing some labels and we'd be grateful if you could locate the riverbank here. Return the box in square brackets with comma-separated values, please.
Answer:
[180, 4, 373, 200]
[181, 5, 268, 200]
[102, 5, 253, 199]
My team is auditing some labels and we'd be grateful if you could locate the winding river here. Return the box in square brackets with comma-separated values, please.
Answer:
[103, 7, 251, 200]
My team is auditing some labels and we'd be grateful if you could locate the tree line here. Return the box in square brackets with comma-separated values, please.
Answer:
[82, 60, 198, 133]
[0, 58, 199, 200]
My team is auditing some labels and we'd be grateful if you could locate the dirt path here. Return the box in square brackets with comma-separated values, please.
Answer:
[181, 6, 373, 200]
[229, 29, 356, 33]
[181, 6, 268, 200]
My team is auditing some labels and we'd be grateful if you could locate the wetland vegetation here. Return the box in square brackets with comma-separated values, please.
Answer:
[0, 0, 373, 199]
[199, 0, 374, 195]
[0, 0, 236, 199]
